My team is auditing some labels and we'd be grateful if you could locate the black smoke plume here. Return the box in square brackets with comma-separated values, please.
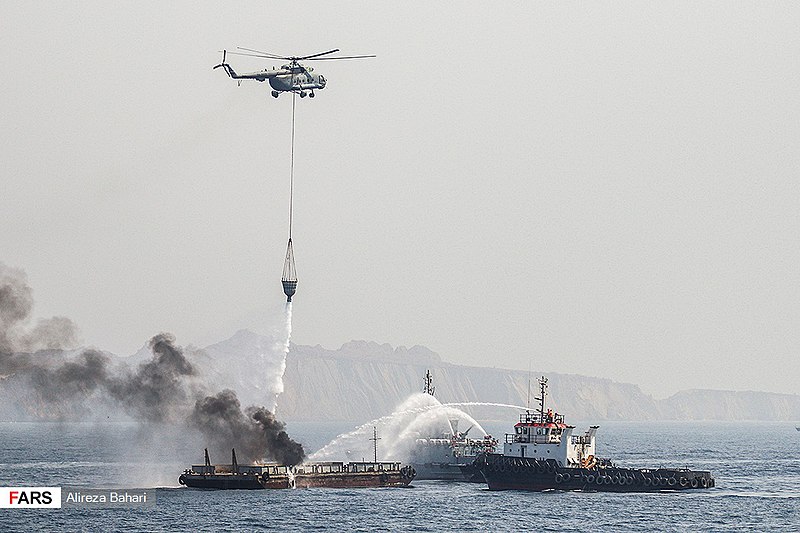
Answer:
[192, 389, 305, 465]
[251, 406, 305, 465]
[106, 333, 197, 422]
[28, 349, 110, 403]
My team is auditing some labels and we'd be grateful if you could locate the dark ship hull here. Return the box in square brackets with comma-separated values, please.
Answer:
[477, 454, 715, 492]
[179, 473, 282, 490]
[179, 449, 292, 490]
[412, 461, 478, 482]
[458, 462, 485, 483]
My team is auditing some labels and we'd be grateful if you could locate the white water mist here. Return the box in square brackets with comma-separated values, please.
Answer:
[309, 394, 522, 463]
[267, 301, 292, 412]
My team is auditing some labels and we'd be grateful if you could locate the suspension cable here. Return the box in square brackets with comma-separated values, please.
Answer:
[288, 91, 296, 241]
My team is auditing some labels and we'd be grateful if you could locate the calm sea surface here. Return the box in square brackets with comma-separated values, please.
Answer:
[1, 420, 798, 532]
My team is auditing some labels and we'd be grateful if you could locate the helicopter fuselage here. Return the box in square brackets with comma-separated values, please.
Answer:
[218, 64, 327, 96]
[268, 72, 326, 93]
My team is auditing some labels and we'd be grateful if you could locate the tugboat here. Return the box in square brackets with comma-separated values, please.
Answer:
[410, 370, 498, 482]
[179, 448, 416, 490]
[474, 376, 715, 492]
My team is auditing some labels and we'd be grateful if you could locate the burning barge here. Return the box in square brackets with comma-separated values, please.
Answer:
[474, 377, 715, 492]
[179, 449, 416, 490]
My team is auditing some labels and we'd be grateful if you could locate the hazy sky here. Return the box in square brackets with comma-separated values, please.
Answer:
[1, 2, 797, 398]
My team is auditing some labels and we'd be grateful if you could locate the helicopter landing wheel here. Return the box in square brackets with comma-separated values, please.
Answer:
[271, 91, 279, 98]
[299, 91, 307, 98]
[309, 91, 315, 98]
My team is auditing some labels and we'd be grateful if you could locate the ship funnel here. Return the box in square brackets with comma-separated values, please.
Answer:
[281, 238, 297, 302]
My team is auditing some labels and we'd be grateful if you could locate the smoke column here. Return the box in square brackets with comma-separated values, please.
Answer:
[192, 389, 304, 465]
[0, 262, 79, 356]
[0, 262, 304, 466]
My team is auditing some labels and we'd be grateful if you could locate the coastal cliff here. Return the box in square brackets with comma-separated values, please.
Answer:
[265, 335, 800, 422]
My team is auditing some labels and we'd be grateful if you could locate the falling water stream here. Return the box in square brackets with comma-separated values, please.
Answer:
[268, 302, 292, 412]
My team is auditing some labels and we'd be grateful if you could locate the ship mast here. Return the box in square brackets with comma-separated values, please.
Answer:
[526, 365, 532, 412]
[370, 426, 381, 463]
[535, 376, 548, 424]
[423, 369, 435, 396]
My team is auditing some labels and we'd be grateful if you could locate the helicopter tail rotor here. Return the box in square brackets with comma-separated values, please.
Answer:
[213, 50, 239, 80]
[213, 50, 229, 73]
[212, 50, 226, 69]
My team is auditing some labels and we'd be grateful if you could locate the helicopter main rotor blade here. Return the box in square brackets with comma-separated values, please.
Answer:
[307, 54, 376, 61]
[226, 50, 287, 61]
[236, 47, 287, 60]
[224, 47, 373, 63]
[297, 49, 340, 60]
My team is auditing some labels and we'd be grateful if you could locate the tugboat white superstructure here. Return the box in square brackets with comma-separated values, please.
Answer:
[475, 376, 715, 492]
[502, 378, 599, 469]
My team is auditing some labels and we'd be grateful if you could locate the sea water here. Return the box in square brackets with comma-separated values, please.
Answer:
[0, 420, 797, 532]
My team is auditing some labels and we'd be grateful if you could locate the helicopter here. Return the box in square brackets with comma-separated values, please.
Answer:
[213, 48, 375, 98]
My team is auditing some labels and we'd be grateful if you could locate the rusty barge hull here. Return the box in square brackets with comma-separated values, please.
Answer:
[294, 471, 412, 489]
[180, 471, 411, 490]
